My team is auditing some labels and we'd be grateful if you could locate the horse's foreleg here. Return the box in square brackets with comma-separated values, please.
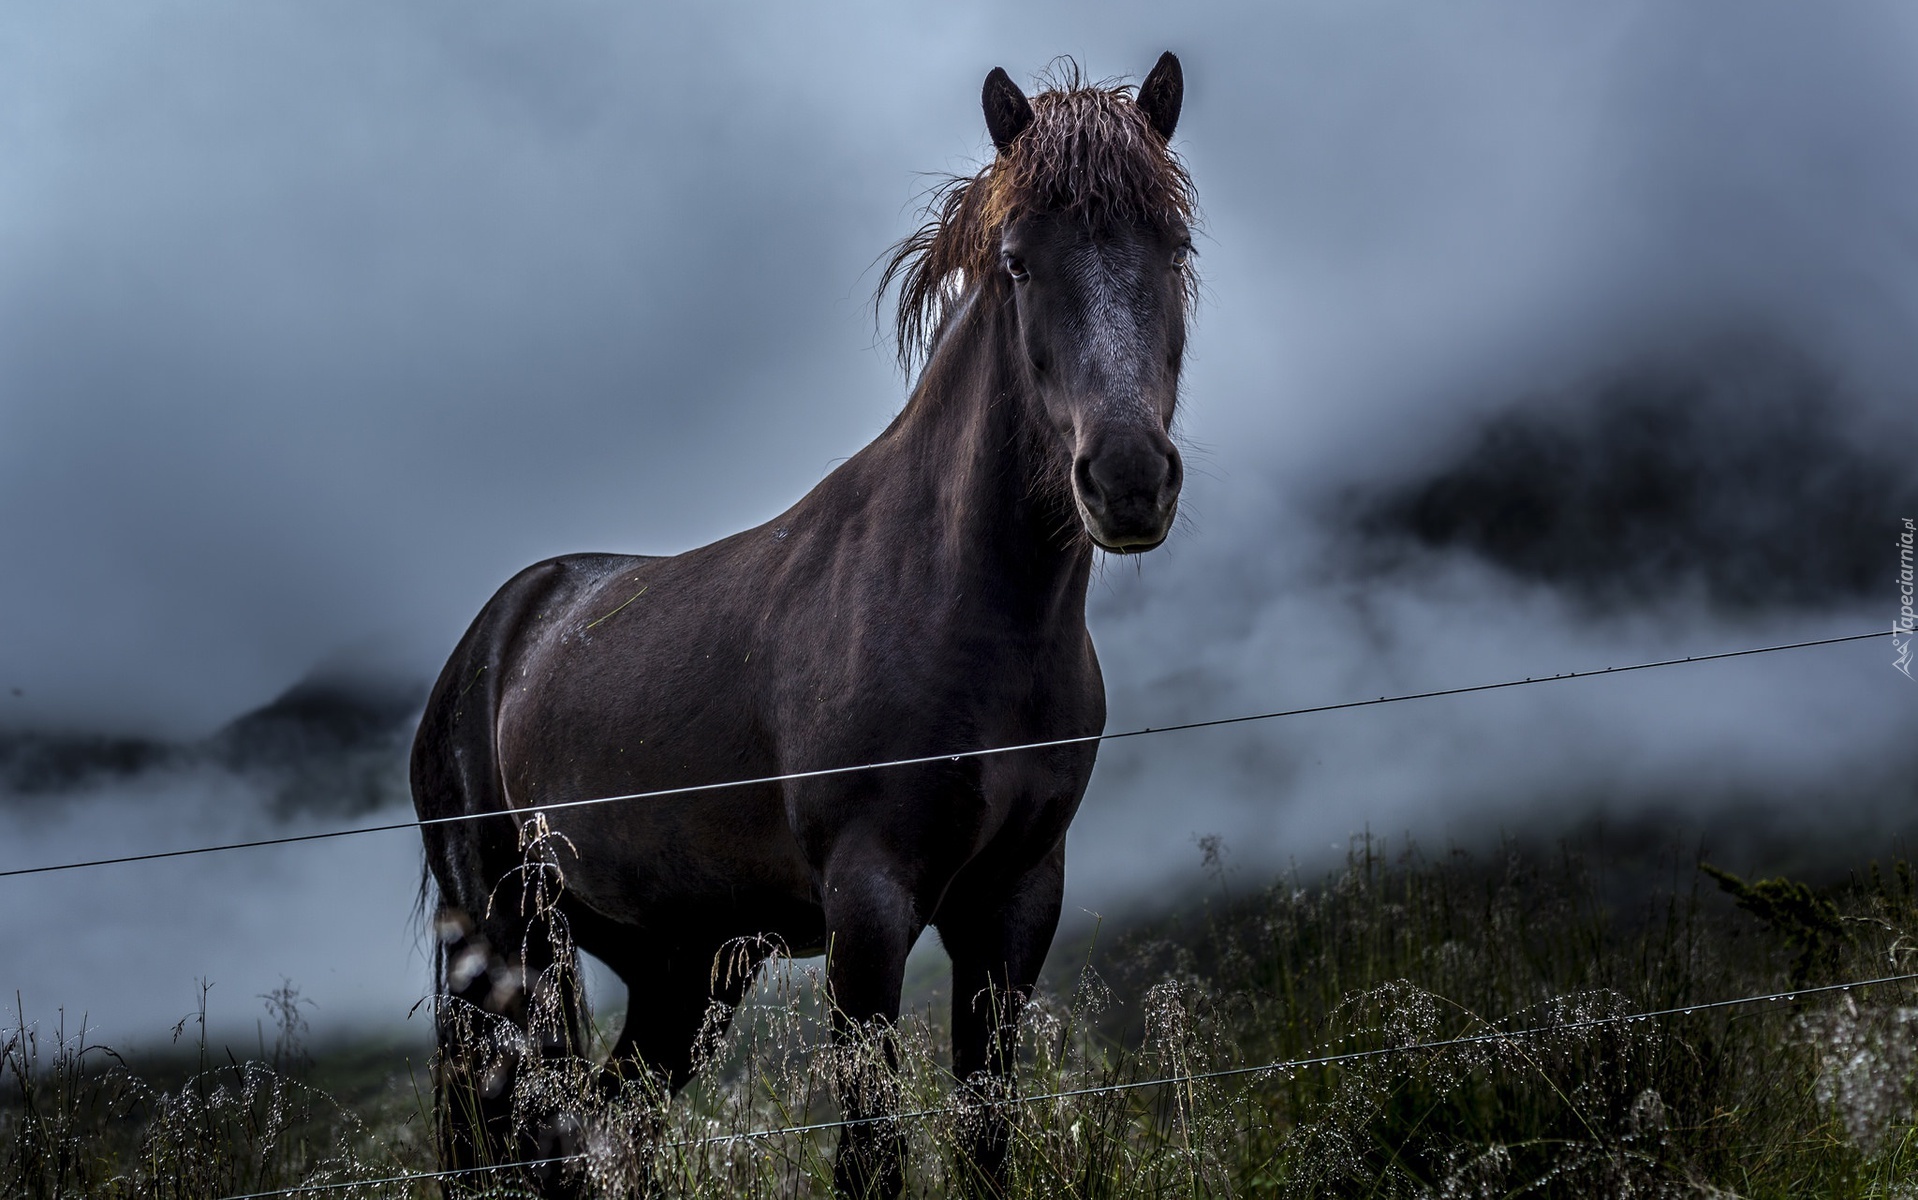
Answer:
[822, 865, 926, 1199]
[937, 850, 1066, 1197]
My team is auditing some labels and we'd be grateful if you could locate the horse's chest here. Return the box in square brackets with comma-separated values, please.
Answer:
[788, 624, 1098, 749]
[778, 628, 1101, 863]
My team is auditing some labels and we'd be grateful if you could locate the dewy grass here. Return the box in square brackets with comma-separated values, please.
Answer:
[6, 834, 1917, 1198]
[0, 981, 427, 1199]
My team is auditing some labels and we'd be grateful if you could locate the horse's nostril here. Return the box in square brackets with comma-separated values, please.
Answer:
[1072, 457, 1102, 512]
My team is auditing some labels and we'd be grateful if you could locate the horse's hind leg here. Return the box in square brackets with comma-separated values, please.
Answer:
[935, 851, 1066, 1198]
[601, 935, 773, 1095]
[432, 867, 592, 1199]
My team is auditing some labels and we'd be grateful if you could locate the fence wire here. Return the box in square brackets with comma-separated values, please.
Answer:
[0, 627, 1886, 882]
[5, 623, 1898, 1196]
[210, 969, 1918, 1199]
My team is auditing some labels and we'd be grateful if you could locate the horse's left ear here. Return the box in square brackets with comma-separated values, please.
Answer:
[983, 67, 1034, 154]
[1138, 51, 1183, 141]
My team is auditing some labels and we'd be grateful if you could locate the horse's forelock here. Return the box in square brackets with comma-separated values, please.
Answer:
[880, 71, 1197, 370]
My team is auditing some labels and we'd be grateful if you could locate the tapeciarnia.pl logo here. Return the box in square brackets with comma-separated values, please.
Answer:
[1896, 517, 1915, 679]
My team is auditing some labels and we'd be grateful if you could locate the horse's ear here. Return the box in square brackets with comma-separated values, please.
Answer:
[982, 67, 1034, 154]
[1138, 51, 1183, 141]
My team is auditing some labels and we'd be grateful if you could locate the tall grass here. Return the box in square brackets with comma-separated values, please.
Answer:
[6, 835, 1915, 1197]
[1, 981, 429, 1198]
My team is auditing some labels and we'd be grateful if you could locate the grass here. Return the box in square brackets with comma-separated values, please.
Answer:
[6, 832, 1916, 1197]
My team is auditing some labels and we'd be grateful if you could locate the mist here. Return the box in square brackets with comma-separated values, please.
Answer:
[3, 1, 1915, 1041]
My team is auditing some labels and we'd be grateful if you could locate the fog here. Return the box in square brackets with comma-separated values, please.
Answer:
[2, 1, 1914, 1041]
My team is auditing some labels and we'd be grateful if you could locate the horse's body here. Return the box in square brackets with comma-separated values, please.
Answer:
[414, 55, 1196, 1197]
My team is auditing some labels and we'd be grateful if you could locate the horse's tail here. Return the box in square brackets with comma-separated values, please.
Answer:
[411, 558, 593, 1196]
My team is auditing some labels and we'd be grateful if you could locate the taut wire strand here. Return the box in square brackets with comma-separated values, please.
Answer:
[0, 628, 1887, 881]
[209, 969, 1918, 1199]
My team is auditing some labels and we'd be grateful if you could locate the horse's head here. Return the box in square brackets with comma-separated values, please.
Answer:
[886, 55, 1197, 554]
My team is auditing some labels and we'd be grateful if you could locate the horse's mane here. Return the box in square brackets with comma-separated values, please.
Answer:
[879, 61, 1199, 370]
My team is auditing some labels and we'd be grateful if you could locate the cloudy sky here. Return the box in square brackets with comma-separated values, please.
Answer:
[2, 1, 1915, 1039]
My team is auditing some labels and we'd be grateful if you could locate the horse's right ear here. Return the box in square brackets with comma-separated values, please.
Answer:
[1138, 52, 1183, 141]
[982, 67, 1033, 154]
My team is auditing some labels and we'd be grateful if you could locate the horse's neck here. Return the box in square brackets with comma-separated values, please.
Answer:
[887, 289, 1092, 617]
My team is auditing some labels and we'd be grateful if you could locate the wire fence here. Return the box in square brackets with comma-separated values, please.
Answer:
[210, 969, 1918, 1200]
[2, 623, 1897, 1198]
[0, 627, 1887, 882]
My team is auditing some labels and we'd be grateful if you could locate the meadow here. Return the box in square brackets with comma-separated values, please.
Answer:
[6, 831, 1916, 1198]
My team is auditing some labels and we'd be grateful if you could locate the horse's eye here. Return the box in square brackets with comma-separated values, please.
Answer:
[1003, 254, 1029, 282]
[1170, 244, 1193, 269]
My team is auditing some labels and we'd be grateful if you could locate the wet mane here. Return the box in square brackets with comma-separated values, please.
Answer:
[879, 61, 1199, 369]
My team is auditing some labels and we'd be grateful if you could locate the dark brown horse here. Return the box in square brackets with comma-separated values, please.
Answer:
[413, 54, 1197, 1197]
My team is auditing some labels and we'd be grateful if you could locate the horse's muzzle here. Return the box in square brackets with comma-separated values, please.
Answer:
[1072, 433, 1182, 553]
